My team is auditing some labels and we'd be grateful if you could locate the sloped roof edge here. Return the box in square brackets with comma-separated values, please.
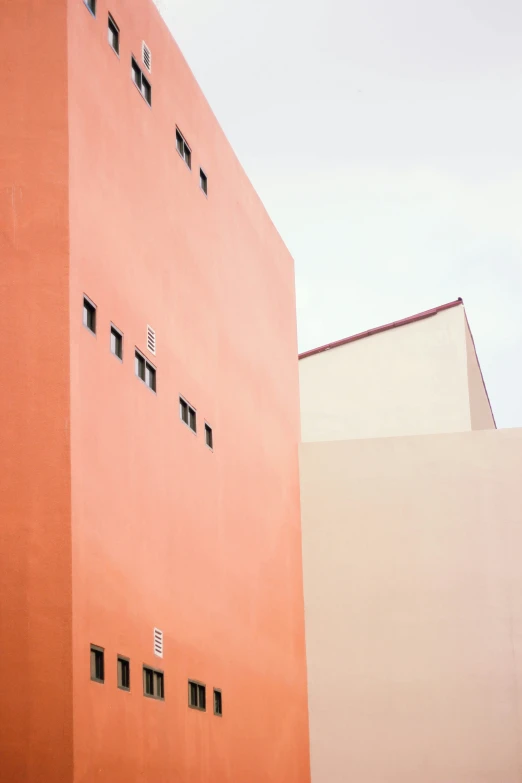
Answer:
[298, 298, 464, 360]
[463, 310, 497, 428]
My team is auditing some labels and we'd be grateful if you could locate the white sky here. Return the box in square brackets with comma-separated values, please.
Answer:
[154, 0, 522, 428]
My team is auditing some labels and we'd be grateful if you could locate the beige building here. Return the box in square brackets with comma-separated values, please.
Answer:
[299, 300, 522, 783]
[300, 298, 495, 442]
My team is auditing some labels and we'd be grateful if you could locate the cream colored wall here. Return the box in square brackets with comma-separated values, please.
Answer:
[300, 429, 522, 783]
[299, 305, 473, 441]
[465, 319, 496, 430]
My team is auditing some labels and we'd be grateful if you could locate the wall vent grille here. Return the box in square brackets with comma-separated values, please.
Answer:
[142, 42, 152, 72]
[153, 628, 163, 658]
[147, 325, 156, 355]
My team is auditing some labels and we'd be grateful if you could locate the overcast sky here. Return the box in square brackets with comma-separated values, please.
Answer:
[154, 0, 521, 428]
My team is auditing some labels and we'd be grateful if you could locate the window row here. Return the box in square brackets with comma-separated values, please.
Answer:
[90, 646, 222, 715]
[83, 295, 214, 448]
[83, 0, 208, 195]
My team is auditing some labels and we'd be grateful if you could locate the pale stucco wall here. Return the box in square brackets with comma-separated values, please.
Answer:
[299, 305, 473, 442]
[465, 318, 496, 430]
[300, 428, 522, 783]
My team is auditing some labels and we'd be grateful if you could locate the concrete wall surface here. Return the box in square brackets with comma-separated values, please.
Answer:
[300, 305, 480, 442]
[301, 428, 522, 783]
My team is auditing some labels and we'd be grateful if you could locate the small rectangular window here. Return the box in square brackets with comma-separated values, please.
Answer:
[205, 423, 213, 450]
[176, 129, 184, 156]
[200, 169, 208, 195]
[143, 666, 164, 700]
[117, 657, 130, 690]
[84, 0, 96, 16]
[110, 325, 123, 360]
[141, 75, 152, 106]
[180, 397, 196, 432]
[108, 15, 119, 55]
[132, 58, 141, 88]
[135, 351, 145, 381]
[145, 362, 156, 392]
[176, 128, 191, 170]
[135, 350, 156, 392]
[83, 296, 96, 335]
[90, 645, 104, 683]
[188, 680, 206, 711]
[214, 689, 222, 716]
[131, 57, 151, 106]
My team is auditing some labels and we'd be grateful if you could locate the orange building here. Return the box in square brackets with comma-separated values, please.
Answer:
[0, 1, 310, 782]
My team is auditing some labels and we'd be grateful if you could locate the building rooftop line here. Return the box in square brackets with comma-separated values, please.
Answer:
[298, 298, 464, 360]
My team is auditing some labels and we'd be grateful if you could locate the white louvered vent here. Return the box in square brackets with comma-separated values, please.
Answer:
[142, 41, 152, 72]
[154, 627, 163, 658]
[146, 325, 156, 355]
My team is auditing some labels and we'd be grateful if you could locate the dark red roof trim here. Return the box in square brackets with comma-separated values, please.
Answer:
[298, 298, 463, 360]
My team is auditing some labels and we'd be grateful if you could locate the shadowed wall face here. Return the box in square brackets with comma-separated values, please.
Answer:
[301, 429, 522, 783]
[0, 1, 72, 781]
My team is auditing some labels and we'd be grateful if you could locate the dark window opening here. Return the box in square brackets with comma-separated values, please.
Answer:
[90, 645, 104, 683]
[135, 351, 145, 381]
[200, 169, 208, 195]
[83, 296, 96, 334]
[135, 350, 156, 392]
[108, 14, 119, 54]
[84, 0, 96, 16]
[176, 129, 191, 170]
[205, 423, 213, 449]
[110, 325, 123, 359]
[145, 361, 156, 392]
[131, 57, 152, 106]
[118, 657, 130, 690]
[143, 666, 164, 700]
[214, 689, 222, 716]
[188, 680, 206, 711]
[180, 397, 196, 432]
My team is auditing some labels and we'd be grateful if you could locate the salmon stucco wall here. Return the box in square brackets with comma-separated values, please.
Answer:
[0, 0, 73, 781]
[67, 0, 310, 781]
[300, 428, 522, 783]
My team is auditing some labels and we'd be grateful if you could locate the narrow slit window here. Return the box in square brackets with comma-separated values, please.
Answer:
[205, 424, 213, 450]
[180, 397, 196, 432]
[131, 57, 152, 106]
[90, 645, 104, 683]
[200, 169, 208, 195]
[188, 680, 206, 711]
[108, 14, 119, 54]
[110, 325, 123, 360]
[135, 350, 156, 392]
[132, 58, 141, 88]
[135, 351, 145, 381]
[117, 657, 130, 690]
[143, 666, 164, 700]
[214, 689, 222, 716]
[145, 362, 156, 392]
[176, 129, 191, 169]
[84, 0, 96, 16]
[141, 75, 152, 106]
[83, 296, 96, 334]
